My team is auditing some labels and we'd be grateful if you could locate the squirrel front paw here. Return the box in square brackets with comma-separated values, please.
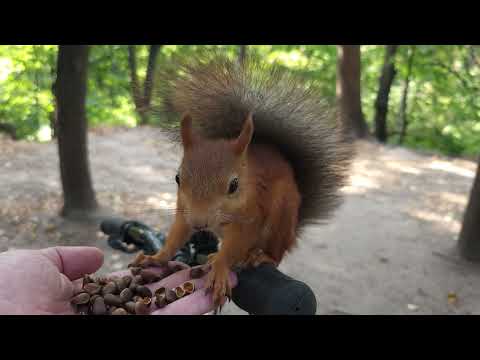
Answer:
[241, 248, 277, 268]
[204, 262, 232, 313]
[129, 251, 170, 268]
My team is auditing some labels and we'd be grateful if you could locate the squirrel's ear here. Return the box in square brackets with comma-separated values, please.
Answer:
[180, 113, 195, 149]
[233, 112, 254, 156]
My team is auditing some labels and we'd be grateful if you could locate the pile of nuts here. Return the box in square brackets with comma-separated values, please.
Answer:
[71, 265, 206, 315]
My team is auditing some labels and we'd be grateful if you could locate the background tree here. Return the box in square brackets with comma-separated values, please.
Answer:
[0, 45, 479, 158]
[238, 45, 247, 65]
[55, 45, 98, 219]
[397, 46, 416, 144]
[0, 123, 17, 139]
[336, 45, 369, 138]
[458, 157, 480, 261]
[127, 45, 162, 125]
[374, 45, 399, 143]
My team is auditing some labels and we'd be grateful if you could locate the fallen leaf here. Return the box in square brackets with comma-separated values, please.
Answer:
[45, 224, 57, 233]
[447, 292, 458, 306]
[407, 304, 419, 311]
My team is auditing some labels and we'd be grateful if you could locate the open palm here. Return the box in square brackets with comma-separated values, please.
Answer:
[0, 247, 237, 315]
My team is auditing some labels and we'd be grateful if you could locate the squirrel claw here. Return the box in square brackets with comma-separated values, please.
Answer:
[205, 264, 232, 311]
[129, 251, 169, 268]
[128, 251, 146, 268]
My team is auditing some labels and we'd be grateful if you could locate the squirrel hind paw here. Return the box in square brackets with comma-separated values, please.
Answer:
[241, 248, 277, 268]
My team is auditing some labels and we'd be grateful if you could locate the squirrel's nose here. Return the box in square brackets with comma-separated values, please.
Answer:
[193, 223, 208, 232]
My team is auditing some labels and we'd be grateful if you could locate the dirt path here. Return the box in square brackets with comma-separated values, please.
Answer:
[0, 127, 479, 315]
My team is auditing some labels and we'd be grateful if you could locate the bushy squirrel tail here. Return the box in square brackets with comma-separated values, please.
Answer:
[154, 50, 354, 230]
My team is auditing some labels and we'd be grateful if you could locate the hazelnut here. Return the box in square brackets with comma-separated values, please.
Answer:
[92, 297, 107, 315]
[133, 275, 144, 285]
[119, 288, 133, 303]
[83, 283, 101, 296]
[140, 269, 160, 283]
[130, 267, 142, 276]
[165, 289, 177, 304]
[112, 308, 128, 315]
[134, 301, 150, 315]
[96, 277, 109, 285]
[89, 294, 101, 305]
[142, 297, 152, 306]
[135, 285, 152, 298]
[182, 281, 195, 294]
[102, 282, 118, 296]
[154, 287, 166, 297]
[122, 275, 133, 288]
[71, 292, 90, 305]
[115, 278, 127, 292]
[83, 274, 94, 287]
[103, 294, 123, 307]
[124, 301, 136, 314]
[155, 294, 167, 309]
[174, 286, 186, 299]
[108, 306, 118, 314]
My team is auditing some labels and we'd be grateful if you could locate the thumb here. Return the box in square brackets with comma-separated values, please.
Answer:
[41, 246, 104, 281]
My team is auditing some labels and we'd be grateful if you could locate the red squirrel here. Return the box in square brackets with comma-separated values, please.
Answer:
[130, 53, 354, 309]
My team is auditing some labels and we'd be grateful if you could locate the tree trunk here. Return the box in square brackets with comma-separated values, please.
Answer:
[127, 45, 162, 125]
[56, 45, 98, 218]
[0, 123, 17, 140]
[398, 46, 416, 144]
[458, 157, 480, 261]
[336, 45, 368, 138]
[127, 45, 142, 108]
[238, 45, 247, 65]
[50, 55, 58, 139]
[143, 45, 161, 112]
[374, 45, 399, 143]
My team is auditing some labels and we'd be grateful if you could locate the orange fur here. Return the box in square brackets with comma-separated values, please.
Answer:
[131, 115, 301, 307]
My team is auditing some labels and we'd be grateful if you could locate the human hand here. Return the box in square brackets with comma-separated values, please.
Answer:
[0, 247, 237, 315]
[109, 263, 238, 315]
[0, 246, 104, 314]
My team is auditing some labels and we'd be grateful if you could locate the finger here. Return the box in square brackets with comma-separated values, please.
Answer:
[146, 264, 238, 294]
[151, 270, 238, 315]
[72, 278, 84, 294]
[41, 246, 104, 281]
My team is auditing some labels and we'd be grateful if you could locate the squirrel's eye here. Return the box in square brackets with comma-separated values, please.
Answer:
[175, 174, 180, 185]
[228, 178, 239, 194]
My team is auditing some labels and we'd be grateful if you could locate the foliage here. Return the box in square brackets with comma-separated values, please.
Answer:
[0, 45, 478, 156]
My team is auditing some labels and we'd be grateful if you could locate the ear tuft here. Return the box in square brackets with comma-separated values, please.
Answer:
[233, 113, 254, 155]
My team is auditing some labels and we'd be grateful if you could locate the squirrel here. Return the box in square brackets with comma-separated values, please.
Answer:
[130, 52, 354, 309]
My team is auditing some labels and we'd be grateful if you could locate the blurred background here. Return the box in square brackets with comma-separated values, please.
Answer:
[0, 45, 479, 314]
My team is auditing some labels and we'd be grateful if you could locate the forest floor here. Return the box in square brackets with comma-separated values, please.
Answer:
[0, 126, 479, 315]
